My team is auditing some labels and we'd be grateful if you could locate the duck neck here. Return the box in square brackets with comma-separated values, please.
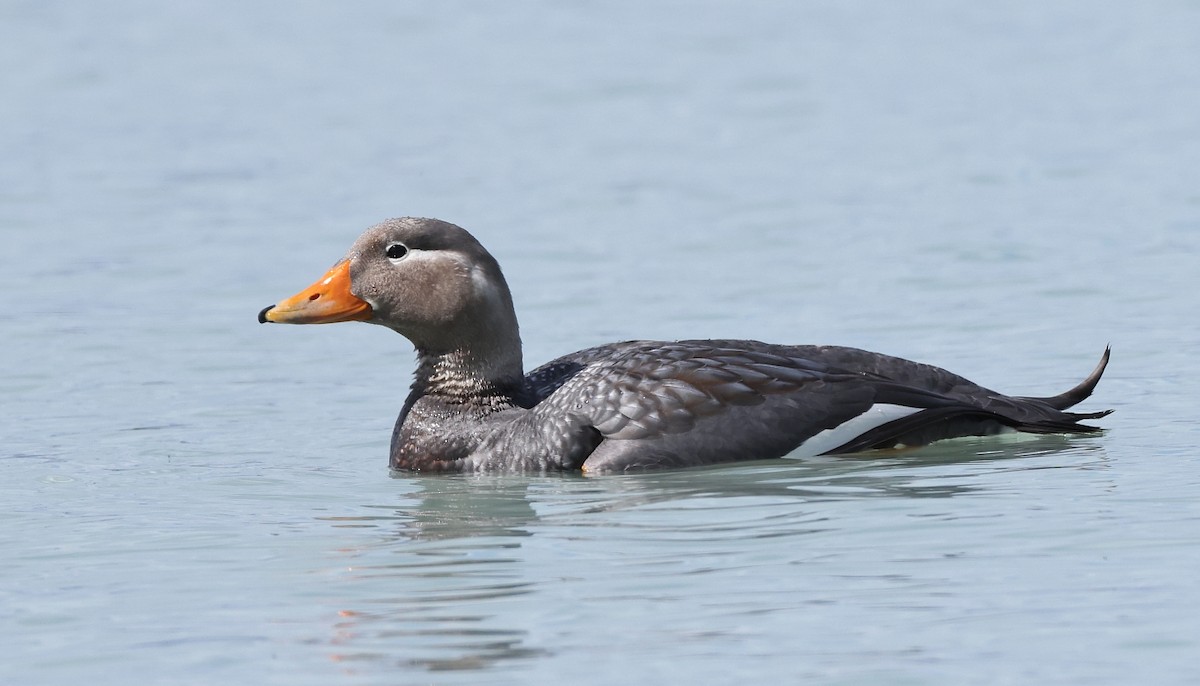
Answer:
[389, 341, 525, 473]
[413, 342, 525, 404]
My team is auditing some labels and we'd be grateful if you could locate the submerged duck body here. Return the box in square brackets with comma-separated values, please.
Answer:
[259, 217, 1111, 473]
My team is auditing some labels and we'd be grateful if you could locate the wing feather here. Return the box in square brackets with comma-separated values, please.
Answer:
[513, 340, 1109, 472]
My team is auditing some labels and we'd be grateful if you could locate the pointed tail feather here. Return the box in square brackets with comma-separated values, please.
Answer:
[1014, 408, 1114, 434]
[1019, 346, 1111, 411]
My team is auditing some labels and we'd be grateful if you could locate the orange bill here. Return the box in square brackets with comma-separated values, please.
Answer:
[258, 260, 373, 324]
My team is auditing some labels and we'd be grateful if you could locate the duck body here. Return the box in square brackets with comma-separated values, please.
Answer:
[260, 218, 1111, 474]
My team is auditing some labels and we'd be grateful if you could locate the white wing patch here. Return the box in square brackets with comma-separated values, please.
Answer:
[792, 403, 920, 457]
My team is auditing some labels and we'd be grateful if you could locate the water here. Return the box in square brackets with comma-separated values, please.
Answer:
[3, 1, 1200, 683]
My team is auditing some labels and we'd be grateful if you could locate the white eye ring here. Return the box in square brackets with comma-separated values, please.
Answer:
[385, 243, 409, 261]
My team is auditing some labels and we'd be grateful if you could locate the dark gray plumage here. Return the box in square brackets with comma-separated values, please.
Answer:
[259, 217, 1111, 473]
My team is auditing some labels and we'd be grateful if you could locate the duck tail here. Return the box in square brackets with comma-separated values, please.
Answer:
[1012, 408, 1114, 435]
[1017, 346, 1111, 411]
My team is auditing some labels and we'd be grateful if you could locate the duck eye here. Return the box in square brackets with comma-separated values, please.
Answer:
[385, 243, 409, 260]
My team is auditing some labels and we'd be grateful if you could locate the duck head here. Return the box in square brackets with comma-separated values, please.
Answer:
[259, 218, 523, 378]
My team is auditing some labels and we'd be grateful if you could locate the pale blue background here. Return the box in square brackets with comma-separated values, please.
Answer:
[3, 2, 1199, 684]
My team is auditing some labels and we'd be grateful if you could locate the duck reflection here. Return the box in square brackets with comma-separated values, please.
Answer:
[320, 436, 1107, 672]
[391, 435, 1105, 538]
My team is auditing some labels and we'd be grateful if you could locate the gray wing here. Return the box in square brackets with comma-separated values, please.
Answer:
[519, 341, 917, 471]
[516, 340, 1110, 472]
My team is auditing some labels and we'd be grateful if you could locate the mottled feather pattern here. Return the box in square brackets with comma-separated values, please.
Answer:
[532, 342, 827, 440]
[506, 340, 1109, 471]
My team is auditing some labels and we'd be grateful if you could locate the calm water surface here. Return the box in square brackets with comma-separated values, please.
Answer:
[3, 2, 1200, 684]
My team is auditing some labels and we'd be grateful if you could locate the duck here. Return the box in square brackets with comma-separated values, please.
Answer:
[258, 217, 1111, 473]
